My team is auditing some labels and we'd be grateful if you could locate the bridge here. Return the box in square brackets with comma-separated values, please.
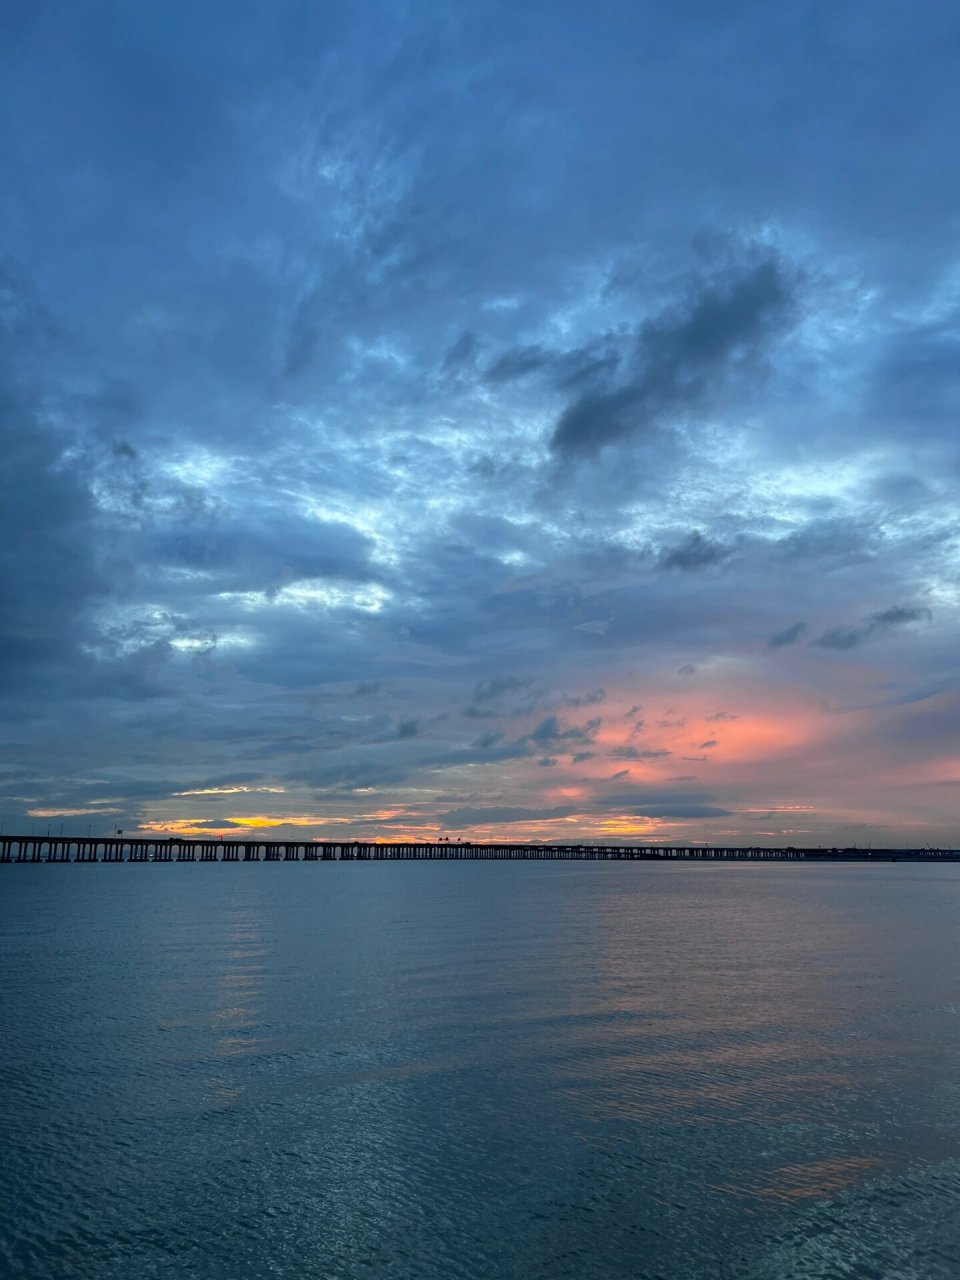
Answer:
[1, 836, 957, 864]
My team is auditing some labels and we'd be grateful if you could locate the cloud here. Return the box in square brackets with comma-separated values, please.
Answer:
[563, 688, 606, 707]
[0, 264, 105, 687]
[439, 805, 580, 829]
[871, 605, 932, 627]
[473, 674, 535, 702]
[150, 516, 378, 596]
[464, 673, 539, 717]
[550, 252, 796, 455]
[609, 746, 671, 760]
[442, 331, 480, 372]
[814, 626, 864, 651]
[484, 344, 552, 383]
[529, 715, 601, 745]
[659, 531, 730, 571]
[768, 621, 807, 649]
[814, 605, 932, 651]
[633, 804, 731, 819]
[288, 760, 411, 793]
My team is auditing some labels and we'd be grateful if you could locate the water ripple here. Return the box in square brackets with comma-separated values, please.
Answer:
[2, 863, 960, 1278]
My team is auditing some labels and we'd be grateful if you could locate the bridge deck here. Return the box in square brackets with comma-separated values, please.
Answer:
[1, 838, 956, 864]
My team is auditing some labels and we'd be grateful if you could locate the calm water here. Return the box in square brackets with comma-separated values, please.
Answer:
[2, 863, 960, 1279]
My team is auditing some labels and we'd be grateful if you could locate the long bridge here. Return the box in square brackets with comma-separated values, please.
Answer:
[1, 836, 957, 864]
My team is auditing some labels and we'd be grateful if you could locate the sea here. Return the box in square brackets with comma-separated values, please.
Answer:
[2, 861, 959, 1279]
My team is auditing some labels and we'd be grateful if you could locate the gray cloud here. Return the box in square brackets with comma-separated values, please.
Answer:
[659, 531, 731, 572]
[872, 605, 932, 627]
[485, 345, 552, 383]
[551, 253, 796, 455]
[464, 673, 539, 718]
[150, 517, 377, 595]
[473, 674, 535, 703]
[440, 805, 580, 829]
[633, 804, 731, 819]
[814, 626, 864, 651]
[562, 688, 607, 707]
[768, 621, 807, 649]
[814, 604, 932, 651]
[529, 715, 601, 745]
[0, 266, 104, 688]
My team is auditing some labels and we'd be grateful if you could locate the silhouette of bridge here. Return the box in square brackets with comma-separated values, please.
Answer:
[1, 836, 957, 864]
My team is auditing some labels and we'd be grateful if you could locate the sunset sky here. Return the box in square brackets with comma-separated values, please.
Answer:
[2, 1, 959, 845]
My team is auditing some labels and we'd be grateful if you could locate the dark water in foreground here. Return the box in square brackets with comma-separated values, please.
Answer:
[2, 864, 959, 1279]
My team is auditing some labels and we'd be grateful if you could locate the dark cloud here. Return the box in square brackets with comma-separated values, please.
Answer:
[772, 519, 880, 568]
[442, 331, 480, 372]
[0, 266, 104, 688]
[485, 344, 552, 383]
[150, 516, 377, 595]
[464, 673, 539, 717]
[768, 621, 807, 649]
[814, 605, 932, 651]
[0, 419, 101, 680]
[529, 715, 601, 745]
[440, 805, 580, 829]
[551, 252, 796, 455]
[609, 746, 671, 760]
[634, 804, 731, 819]
[599, 783, 732, 821]
[473, 674, 535, 702]
[814, 626, 864, 651]
[659, 531, 730, 572]
[289, 759, 411, 793]
[871, 605, 932, 627]
[562, 688, 606, 707]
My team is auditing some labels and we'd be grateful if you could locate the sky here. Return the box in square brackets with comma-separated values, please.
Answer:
[2, 0, 959, 847]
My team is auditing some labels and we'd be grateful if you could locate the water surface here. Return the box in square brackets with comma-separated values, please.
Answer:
[2, 862, 959, 1278]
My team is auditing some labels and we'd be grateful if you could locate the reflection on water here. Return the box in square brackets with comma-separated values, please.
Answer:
[2, 863, 960, 1279]
[714, 1154, 884, 1203]
[212, 926, 266, 1062]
